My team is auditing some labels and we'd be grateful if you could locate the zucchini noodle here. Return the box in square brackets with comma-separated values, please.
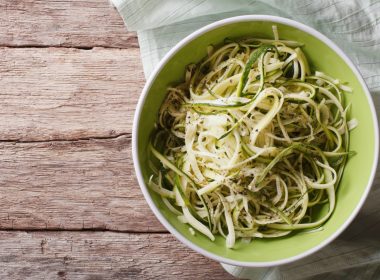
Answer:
[148, 26, 356, 248]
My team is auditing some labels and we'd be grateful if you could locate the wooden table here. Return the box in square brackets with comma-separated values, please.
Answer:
[0, 1, 235, 279]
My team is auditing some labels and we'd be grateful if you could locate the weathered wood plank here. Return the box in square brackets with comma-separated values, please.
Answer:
[0, 231, 234, 280]
[1, 0, 137, 48]
[0, 47, 143, 141]
[0, 135, 165, 232]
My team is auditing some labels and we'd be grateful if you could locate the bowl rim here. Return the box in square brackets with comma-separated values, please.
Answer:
[132, 15, 379, 267]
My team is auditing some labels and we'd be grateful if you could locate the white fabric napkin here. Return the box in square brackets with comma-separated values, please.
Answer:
[113, 0, 380, 94]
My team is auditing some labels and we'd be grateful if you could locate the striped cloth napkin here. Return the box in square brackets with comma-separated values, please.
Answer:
[111, 1, 380, 279]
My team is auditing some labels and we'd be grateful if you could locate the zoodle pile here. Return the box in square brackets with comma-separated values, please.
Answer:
[148, 26, 357, 248]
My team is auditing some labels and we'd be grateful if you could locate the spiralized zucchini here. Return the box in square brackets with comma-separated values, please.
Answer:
[148, 26, 357, 248]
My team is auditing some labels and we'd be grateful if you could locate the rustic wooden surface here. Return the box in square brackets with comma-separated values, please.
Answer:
[0, 0, 234, 279]
[0, 231, 232, 280]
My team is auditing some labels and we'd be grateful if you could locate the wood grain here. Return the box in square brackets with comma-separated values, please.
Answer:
[0, 47, 144, 141]
[0, 231, 234, 280]
[1, 0, 138, 48]
[0, 135, 165, 232]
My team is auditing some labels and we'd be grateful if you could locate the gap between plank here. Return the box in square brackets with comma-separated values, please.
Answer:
[0, 132, 131, 144]
[2, 229, 169, 234]
[0, 44, 139, 50]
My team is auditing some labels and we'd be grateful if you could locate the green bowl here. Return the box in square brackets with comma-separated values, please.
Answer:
[132, 15, 379, 267]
